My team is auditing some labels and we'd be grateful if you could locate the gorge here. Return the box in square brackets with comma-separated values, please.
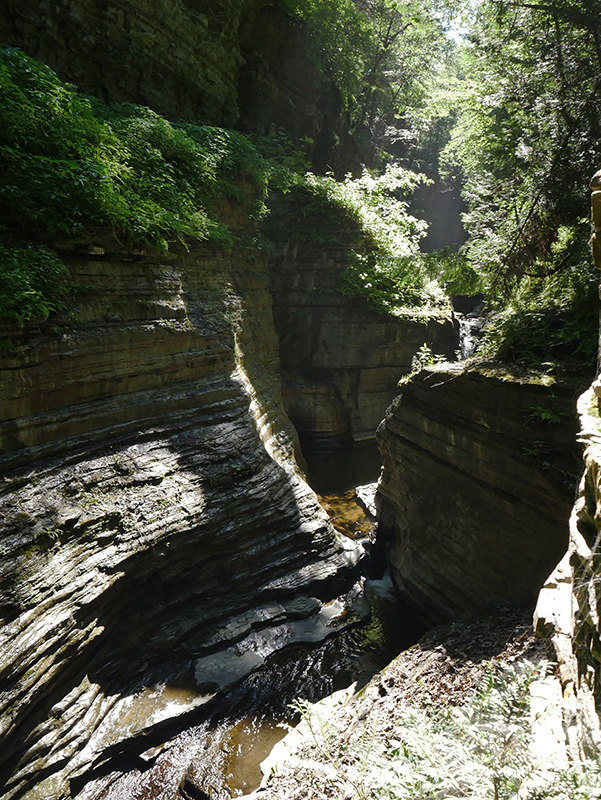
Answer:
[1, 1, 601, 798]
[0, 211, 456, 800]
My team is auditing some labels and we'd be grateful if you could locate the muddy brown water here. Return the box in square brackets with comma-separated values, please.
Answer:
[317, 486, 375, 539]
[308, 440, 382, 541]
[80, 442, 417, 800]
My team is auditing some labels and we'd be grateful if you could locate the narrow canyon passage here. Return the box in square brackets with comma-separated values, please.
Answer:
[77, 443, 419, 800]
[2, 4, 600, 794]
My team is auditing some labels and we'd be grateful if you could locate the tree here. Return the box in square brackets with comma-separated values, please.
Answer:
[438, 0, 601, 295]
[284, 0, 450, 163]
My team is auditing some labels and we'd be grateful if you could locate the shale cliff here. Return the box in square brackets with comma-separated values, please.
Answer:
[531, 385, 601, 758]
[0, 229, 365, 800]
[376, 363, 581, 625]
[270, 243, 458, 449]
[4, 5, 599, 793]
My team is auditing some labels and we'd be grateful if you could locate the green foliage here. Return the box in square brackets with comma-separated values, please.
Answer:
[339, 251, 446, 313]
[251, 128, 314, 181]
[394, 0, 600, 376]
[283, 0, 371, 109]
[317, 166, 430, 253]
[35, 527, 62, 542]
[0, 48, 278, 325]
[0, 48, 270, 250]
[0, 243, 70, 326]
[417, 244, 485, 296]
[264, 183, 362, 245]
[0, 48, 440, 326]
[354, 0, 450, 130]
[404, 42, 466, 171]
[280, 0, 600, 368]
[267, 163, 447, 314]
[436, 1, 601, 296]
[526, 399, 569, 425]
[283, 0, 449, 147]
[398, 342, 451, 384]
[289, 660, 601, 799]
[478, 251, 599, 373]
[267, 163, 429, 245]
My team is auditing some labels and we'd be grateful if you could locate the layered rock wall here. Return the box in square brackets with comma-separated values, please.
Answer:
[532, 386, 601, 759]
[270, 243, 458, 449]
[565, 388, 601, 692]
[533, 170, 601, 707]
[0, 231, 361, 799]
[0, 0, 249, 126]
[376, 364, 581, 625]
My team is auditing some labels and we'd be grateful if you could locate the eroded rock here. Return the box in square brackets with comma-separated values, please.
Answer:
[376, 363, 580, 625]
[0, 231, 362, 799]
[270, 243, 459, 450]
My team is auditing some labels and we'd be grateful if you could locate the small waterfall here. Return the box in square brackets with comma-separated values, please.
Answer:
[452, 295, 486, 359]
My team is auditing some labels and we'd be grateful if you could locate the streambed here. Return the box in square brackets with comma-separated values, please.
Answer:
[78, 444, 417, 800]
[307, 441, 383, 542]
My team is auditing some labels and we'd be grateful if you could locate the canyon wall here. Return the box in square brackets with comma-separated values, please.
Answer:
[0, 0, 251, 125]
[0, 229, 363, 799]
[270, 243, 458, 450]
[531, 170, 601, 745]
[564, 386, 601, 693]
[376, 363, 582, 626]
[531, 385, 601, 758]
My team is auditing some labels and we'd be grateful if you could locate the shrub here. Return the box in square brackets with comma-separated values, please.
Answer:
[265, 164, 446, 314]
[0, 243, 70, 326]
[0, 47, 269, 249]
[287, 660, 601, 800]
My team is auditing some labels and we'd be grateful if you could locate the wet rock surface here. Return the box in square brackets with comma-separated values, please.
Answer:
[376, 363, 582, 626]
[354, 482, 379, 520]
[66, 557, 416, 800]
[0, 231, 362, 799]
[565, 386, 601, 690]
[245, 607, 550, 799]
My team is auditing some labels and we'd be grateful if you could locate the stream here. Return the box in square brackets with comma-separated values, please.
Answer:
[80, 442, 419, 800]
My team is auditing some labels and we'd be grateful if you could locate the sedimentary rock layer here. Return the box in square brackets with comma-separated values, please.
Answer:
[270, 243, 459, 448]
[0, 231, 361, 799]
[531, 385, 601, 761]
[548, 387, 601, 705]
[376, 364, 581, 625]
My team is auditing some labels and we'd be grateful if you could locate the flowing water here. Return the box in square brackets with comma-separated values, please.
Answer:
[81, 442, 418, 800]
[454, 297, 487, 360]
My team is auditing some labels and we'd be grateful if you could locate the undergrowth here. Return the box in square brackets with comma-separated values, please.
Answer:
[0, 48, 443, 326]
[0, 47, 276, 325]
[0, 47, 270, 249]
[0, 243, 70, 327]
[288, 660, 601, 800]
[475, 257, 599, 377]
[264, 165, 453, 314]
[1, 47, 596, 359]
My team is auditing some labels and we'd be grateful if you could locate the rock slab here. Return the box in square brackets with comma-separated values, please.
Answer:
[376, 364, 580, 625]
